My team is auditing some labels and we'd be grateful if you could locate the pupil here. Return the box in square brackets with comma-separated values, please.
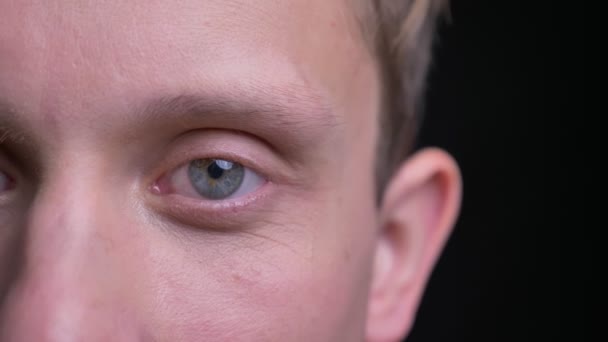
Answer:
[207, 161, 225, 179]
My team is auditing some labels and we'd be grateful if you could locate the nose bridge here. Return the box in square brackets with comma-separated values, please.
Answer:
[0, 155, 134, 341]
[26, 155, 106, 274]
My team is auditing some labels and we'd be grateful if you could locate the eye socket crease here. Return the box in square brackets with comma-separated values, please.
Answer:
[126, 78, 344, 162]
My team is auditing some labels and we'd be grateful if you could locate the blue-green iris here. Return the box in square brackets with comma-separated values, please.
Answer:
[188, 159, 245, 199]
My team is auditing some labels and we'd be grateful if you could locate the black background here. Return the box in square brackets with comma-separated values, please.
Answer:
[405, 1, 573, 341]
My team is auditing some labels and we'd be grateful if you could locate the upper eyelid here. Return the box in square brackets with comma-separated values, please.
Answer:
[146, 129, 295, 188]
[178, 153, 262, 175]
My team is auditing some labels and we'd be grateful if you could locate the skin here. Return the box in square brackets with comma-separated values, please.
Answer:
[0, 0, 461, 341]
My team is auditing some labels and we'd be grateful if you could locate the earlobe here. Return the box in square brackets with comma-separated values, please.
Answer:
[366, 148, 462, 342]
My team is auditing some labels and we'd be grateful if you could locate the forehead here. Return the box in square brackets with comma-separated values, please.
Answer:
[0, 0, 377, 134]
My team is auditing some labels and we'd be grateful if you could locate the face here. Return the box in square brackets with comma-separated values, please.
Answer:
[0, 0, 383, 340]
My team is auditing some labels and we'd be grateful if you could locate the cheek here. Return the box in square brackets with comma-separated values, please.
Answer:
[127, 196, 377, 341]
[142, 245, 302, 340]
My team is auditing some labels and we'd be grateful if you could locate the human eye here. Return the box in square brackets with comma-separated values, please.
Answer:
[0, 157, 19, 207]
[0, 150, 17, 197]
[0, 169, 13, 194]
[144, 130, 289, 228]
[158, 158, 266, 201]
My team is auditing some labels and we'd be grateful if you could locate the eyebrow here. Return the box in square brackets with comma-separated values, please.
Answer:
[130, 81, 342, 151]
[0, 100, 27, 146]
[0, 79, 344, 157]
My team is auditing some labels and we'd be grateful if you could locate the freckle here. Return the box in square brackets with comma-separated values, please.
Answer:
[232, 274, 242, 283]
[343, 249, 351, 262]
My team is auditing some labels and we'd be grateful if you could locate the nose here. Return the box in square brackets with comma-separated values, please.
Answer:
[0, 167, 142, 341]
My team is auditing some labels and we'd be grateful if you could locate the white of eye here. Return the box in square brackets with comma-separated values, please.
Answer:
[223, 167, 265, 199]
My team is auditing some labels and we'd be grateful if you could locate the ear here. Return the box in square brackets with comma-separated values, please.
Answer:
[366, 148, 462, 342]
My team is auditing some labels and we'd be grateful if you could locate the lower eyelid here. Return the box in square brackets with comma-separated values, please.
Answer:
[145, 180, 275, 230]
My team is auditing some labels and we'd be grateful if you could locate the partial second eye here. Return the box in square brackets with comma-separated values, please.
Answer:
[158, 158, 266, 200]
[0, 170, 13, 194]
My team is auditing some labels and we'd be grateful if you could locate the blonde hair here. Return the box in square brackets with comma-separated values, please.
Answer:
[358, 0, 448, 197]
